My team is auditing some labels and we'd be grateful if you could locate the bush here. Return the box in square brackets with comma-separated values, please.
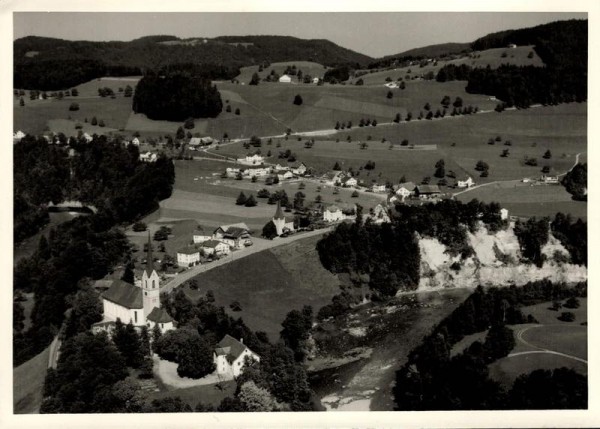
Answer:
[293, 94, 303, 105]
[132, 222, 147, 232]
[564, 297, 580, 309]
[558, 311, 575, 322]
[69, 102, 80, 111]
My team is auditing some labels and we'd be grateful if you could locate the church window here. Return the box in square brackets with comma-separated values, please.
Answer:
[153, 280, 156, 289]
[144, 291, 147, 296]
[134, 311, 138, 323]
[160, 323, 164, 328]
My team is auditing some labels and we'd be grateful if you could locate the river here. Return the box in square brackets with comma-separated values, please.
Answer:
[308, 287, 472, 411]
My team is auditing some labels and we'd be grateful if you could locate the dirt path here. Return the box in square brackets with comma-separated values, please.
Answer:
[509, 324, 587, 364]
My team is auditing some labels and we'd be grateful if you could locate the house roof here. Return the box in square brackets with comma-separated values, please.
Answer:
[325, 205, 341, 213]
[215, 335, 250, 364]
[416, 184, 441, 194]
[177, 246, 199, 255]
[341, 176, 356, 183]
[202, 239, 226, 248]
[397, 182, 416, 192]
[218, 223, 250, 233]
[93, 279, 115, 289]
[102, 280, 143, 309]
[223, 226, 249, 238]
[146, 307, 173, 323]
[189, 137, 202, 145]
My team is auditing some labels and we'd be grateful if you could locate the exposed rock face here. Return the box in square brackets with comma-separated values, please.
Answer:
[415, 222, 587, 291]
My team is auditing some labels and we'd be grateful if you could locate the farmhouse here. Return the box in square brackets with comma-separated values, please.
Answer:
[213, 223, 252, 248]
[415, 184, 442, 199]
[274, 164, 292, 172]
[201, 240, 231, 256]
[384, 82, 398, 88]
[238, 154, 265, 165]
[279, 74, 292, 83]
[176, 246, 201, 267]
[312, 77, 320, 84]
[277, 171, 294, 181]
[214, 335, 260, 378]
[371, 183, 386, 193]
[395, 182, 416, 200]
[272, 202, 295, 236]
[500, 208, 509, 220]
[139, 151, 157, 162]
[541, 169, 559, 184]
[189, 136, 214, 147]
[368, 204, 391, 224]
[82, 133, 93, 143]
[92, 234, 174, 334]
[291, 162, 307, 176]
[339, 176, 358, 188]
[323, 205, 345, 222]
[193, 226, 212, 244]
[457, 176, 475, 188]
[244, 167, 271, 177]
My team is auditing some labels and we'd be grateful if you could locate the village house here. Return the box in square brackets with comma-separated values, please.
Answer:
[312, 77, 320, 84]
[213, 223, 252, 248]
[395, 182, 417, 200]
[371, 183, 387, 193]
[226, 167, 241, 177]
[339, 176, 358, 188]
[415, 184, 442, 199]
[276, 170, 294, 181]
[368, 204, 391, 224]
[189, 136, 214, 148]
[500, 208, 509, 220]
[274, 164, 292, 172]
[82, 132, 93, 143]
[201, 239, 231, 256]
[457, 176, 475, 188]
[176, 246, 201, 267]
[130, 137, 140, 146]
[238, 154, 265, 165]
[508, 43, 517, 48]
[243, 167, 271, 177]
[278, 74, 292, 83]
[272, 202, 295, 236]
[384, 82, 398, 88]
[214, 335, 260, 378]
[323, 205, 345, 222]
[291, 162, 307, 176]
[92, 235, 174, 335]
[192, 226, 212, 244]
[139, 152, 157, 162]
[541, 169, 559, 184]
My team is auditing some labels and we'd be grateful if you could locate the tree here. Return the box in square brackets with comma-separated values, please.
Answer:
[123, 85, 133, 97]
[394, 113, 401, 123]
[113, 320, 145, 368]
[236, 192, 247, 206]
[245, 195, 257, 207]
[543, 149, 552, 159]
[249, 72, 260, 86]
[333, 161, 342, 171]
[424, 102, 431, 111]
[238, 381, 285, 411]
[176, 126, 185, 140]
[453, 96, 463, 108]
[387, 91, 393, 99]
[177, 334, 215, 379]
[71, 88, 79, 96]
[91, 116, 98, 126]
[147, 396, 192, 412]
[184, 118, 195, 129]
[434, 159, 445, 178]
[441, 95, 451, 107]
[132, 221, 147, 232]
[262, 220, 278, 239]
[351, 190, 359, 198]
[293, 94, 303, 105]
[69, 102, 79, 111]
[293, 191, 306, 210]
[19, 97, 25, 107]
[501, 149, 510, 157]
[280, 306, 313, 361]
[562, 163, 587, 201]
[558, 311, 575, 322]
[400, 81, 406, 90]
[564, 297, 580, 309]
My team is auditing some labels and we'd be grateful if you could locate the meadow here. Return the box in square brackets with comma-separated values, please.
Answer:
[182, 235, 340, 341]
[235, 61, 328, 83]
[13, 345, 50, 413]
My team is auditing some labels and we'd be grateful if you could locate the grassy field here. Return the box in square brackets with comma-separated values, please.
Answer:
[350, 45, 543, 85]
[182, 235, 340, 341]
[147, 380, 236, 410]
[13, 346, 50, 414]
[521, 298, 588, 326]
[456, 182, 587, 219]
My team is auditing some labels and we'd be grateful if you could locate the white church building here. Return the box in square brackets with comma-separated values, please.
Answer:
[272, 201, 295, 236]
[93, 234, 174, 334]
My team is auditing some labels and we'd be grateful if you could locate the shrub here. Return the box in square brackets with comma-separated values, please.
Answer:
[558, 312, 575, 322]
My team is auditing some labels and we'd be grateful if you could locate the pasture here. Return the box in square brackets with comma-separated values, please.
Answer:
[350, 45, 543, 85]
[182, 236, 340, 341]
[13, 346, 50, 413]
[235, 61, 328, 83]
[147, 380, 236, 410]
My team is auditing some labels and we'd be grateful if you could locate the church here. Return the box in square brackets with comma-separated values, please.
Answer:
[271, 201, 295, 236]
[93, 234, 174, 334]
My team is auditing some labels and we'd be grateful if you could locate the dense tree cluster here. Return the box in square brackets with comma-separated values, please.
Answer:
[133, 73, 223, 121]
[551, 213, 587, 266]
[561, 163, 587, 201]
[323, 65, 351, 83]
[513, 217, 550, 267]
[394, 281, 587, 410]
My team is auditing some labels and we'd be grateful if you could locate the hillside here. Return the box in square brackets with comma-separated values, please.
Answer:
[14, 35, 372, 90]
[371, 42, 471, 68]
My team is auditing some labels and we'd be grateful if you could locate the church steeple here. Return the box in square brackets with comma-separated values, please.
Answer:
[274, 201, 285, 220]
[144, 232, 155, 277]
[272, 201, 286, 236]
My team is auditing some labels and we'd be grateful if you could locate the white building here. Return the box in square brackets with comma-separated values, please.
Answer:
[500, 208, 509, 220]
[177, 246, 201, 267]
[279, 74, 292, 83]
[457, 176, 475, 188]
[13, 130, 26, 142]
[214, 335, 260, 378]
[339, 176, 357, 188]
[395, 182, 416, 200]
[139, 152, 157, 162]
[131, 137, 140, 146]
[312, 77, 320, 84]
[201, 240, 231, 256]
[243, 167, 271, 177]
[323, 205, 345, 222]
[238, 154, 265, 165]
[371, 183, 386, 193]
[193, 227, 212, 244]
[272, 202, 295, 236]
[92, 235, 174, 334]
[291, 162, 307, 176]
[82, 133, 93, 143]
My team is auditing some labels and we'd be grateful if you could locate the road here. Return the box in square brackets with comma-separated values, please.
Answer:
[47, 336, 61, 369]
[161, 227, 332, 294]
[507, 324, 587, 364]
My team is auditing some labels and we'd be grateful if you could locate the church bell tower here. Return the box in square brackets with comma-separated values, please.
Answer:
[142, 233, 161, 319]
[272, 201, 286, 236]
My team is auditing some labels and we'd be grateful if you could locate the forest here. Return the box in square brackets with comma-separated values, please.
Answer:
[393, 281, 588, 410]
[13, 136, 175, 366]
[132, 74, 223, 121]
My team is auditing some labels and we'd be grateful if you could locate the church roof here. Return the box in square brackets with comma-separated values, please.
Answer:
[273, 201, 285, 220]
[147, 307, 173, 323]
[102, 280, 143, 309]
[215, 335, 249, 364]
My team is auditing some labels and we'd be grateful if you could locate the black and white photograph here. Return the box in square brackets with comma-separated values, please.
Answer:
[4, 1, 598, 428]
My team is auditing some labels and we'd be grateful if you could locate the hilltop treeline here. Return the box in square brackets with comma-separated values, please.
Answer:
[132, 74, 223, 121]
[436, 19, 587, 107]
[14, 35, 372, 90]
[14, 136, 175, 365]
[368, 42, 471, 69]
[394, 281, 587, 410]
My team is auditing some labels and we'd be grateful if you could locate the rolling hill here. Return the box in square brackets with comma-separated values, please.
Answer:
[14, 35, 373, 90]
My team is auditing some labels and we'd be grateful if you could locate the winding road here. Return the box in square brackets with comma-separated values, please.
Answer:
[507, 324, 587, 364]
